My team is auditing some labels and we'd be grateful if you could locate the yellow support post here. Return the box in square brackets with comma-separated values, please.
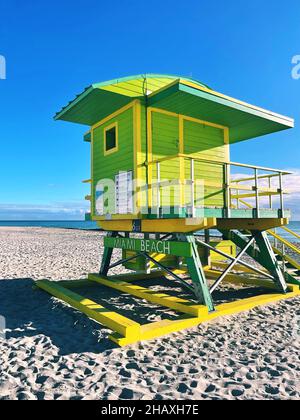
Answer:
[88, 273, 208, 317]
[36, 280, 141, 340]
[110, 287, 300, 346]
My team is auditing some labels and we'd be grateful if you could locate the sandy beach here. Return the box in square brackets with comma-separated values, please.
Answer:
[0, 227, 299, 400]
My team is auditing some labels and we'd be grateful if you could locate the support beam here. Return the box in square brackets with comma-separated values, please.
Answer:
[88, 274, 208, 317]
[110, 286, 300, 346]
[140, 252, 194, 293]
[253, 231, 288, 293]
[36, 280, 141, 339]
[99, 232, 117, 275]
[210, 237, 255, 293]
[221, 230, 288, 293]
[196, 237, 274, 280]
[184, 235, 214, 311]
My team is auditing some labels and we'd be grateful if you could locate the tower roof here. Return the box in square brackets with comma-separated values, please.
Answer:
[55, 73, 294, 143]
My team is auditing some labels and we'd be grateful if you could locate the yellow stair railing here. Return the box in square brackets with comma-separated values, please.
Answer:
[230, 187, 300, 281]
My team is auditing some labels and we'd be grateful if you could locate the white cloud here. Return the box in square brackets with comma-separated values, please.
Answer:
[0, 201, 89, 220]
[283, 169, 300, 220]
[231, 168, 300, 220]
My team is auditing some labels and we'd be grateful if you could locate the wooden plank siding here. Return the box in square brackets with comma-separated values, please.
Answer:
[151, 111, 180, 207]
[92, 107, 134, 215]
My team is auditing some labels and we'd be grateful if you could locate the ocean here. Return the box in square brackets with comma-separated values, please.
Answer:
[0, 220, 299, 242]
[0, 220, 99, 230]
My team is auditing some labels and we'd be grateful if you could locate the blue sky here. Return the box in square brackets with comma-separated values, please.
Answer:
[0, 0, 299, 220]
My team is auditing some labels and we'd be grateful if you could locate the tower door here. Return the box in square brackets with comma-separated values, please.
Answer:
[150, 110, 180, 208]
[183, 119, 228, 208]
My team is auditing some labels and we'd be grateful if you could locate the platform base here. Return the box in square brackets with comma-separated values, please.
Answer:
[36, 273, 300, 347]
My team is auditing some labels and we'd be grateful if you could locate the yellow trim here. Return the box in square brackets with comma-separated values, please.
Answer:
[36, 280, 141, 340]
[148, 107, 228, 131]
[148, 106, 179, 118]
[92, 100, 137, 130]
[147, 107, 153, 208]
[88, 274, 208, 317]
[89, 99, 140, 221]
[181, 114, 228, 131]
[103, 122, 119, 156]
[37, 275, 300, 347]
[134, 100, 142, 213]
[179, 115, 185, 206]
[273, 247, 300, 270]
[224, 127, 230, 161]
[98, 218, 218, 233]
[98, 220, 133, 231]
[95, 213, 138, 221]
[112, 288, 300, 346]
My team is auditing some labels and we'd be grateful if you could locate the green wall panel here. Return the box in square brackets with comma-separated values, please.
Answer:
[92, 107, 134, 214]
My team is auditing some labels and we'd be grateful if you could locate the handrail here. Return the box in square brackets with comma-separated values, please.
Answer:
[268, 230, 300, 256]
[237, 199, 253, 209]
[273, 246, 300, 270]
[281, 226, 300, 241]
[234, 198, 300, 261]
[143, 153, 290, 218]
[145, 153, 292, 175]
[231, 173, 284, 183]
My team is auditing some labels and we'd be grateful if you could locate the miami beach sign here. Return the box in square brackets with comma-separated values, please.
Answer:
[104, 236, 193, 257]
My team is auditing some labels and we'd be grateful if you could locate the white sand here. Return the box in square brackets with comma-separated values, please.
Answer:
[0, 227, 299, 400]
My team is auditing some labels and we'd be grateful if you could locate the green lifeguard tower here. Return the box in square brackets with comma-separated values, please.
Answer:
[37, 74, 300, 346]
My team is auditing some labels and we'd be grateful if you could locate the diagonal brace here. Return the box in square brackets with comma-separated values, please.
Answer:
[139, 251, 194, 293]
[210, 237, 255, 293]
[221, 230, 288, 293]
[195, 237, 274, 280]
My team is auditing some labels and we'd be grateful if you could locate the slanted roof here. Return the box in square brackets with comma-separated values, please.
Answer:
[148, 80, 294, 143]
[55, 74, 294, 143]
[54, 74, 208, 126]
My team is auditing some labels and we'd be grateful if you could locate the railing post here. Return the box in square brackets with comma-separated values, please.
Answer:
[254, 168, 260, 218]
[268, 176, 272, 209]
[279, 172, 284, 218]
[224, 163, 231, 218]
[156, 162, 161, 218]
[190, 159, 195, 218]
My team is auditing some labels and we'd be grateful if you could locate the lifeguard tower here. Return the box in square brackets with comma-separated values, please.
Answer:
[37, 74, 300, 346]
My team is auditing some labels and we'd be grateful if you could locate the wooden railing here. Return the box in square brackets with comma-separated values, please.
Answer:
[146, 154, 291, 217]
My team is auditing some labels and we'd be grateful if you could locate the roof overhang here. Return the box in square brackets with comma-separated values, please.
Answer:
[54, 74, 210, 126]
[54, 86, 134, 126]
[148, 81, 294, 143]
[54, 75, 294, 143]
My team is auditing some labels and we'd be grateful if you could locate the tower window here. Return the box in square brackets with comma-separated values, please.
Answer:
[104, 123, 118, 155]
